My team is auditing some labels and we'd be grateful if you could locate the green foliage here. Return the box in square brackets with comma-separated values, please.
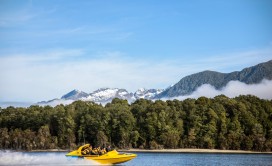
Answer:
[0, 95, 271, 151]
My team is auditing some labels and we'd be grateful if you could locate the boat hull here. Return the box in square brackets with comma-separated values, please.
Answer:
[66, 144, 136, 165]
[84, 153, 136, 164]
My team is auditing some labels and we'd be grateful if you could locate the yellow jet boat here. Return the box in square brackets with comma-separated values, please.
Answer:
[66, 144, 137, 165]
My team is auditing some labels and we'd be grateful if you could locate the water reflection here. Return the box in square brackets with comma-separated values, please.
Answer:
[1, 151, 272, 166]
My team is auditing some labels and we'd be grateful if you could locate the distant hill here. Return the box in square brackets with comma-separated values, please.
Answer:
[156, 60, 272, 98]
[37, 88, 163, 106]
[6, 60, 271, 108]
[61, 89, 89, 100]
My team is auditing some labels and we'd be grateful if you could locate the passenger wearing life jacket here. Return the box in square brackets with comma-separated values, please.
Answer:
[82, 145, 92, 155]
[97, 147, 103, 155]
[87, 146, 93, 154]
[100, 147, 107, 155]
[91, 147, 99, 155]
[81, 145, 110, 155]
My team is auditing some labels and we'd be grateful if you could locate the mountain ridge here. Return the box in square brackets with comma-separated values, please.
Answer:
[37, 88, 164, 106]
[156, 60, 272, 98]
[33, 59, 272, 106]
[61, 89, 89, 100]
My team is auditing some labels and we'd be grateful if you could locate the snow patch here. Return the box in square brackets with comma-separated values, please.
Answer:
[135, 88, 164, 99]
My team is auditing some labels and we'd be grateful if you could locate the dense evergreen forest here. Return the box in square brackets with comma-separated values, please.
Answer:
[0, 95, 272, 151]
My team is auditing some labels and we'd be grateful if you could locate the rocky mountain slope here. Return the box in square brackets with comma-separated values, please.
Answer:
[37, 88, 163, 106]
[61, 89, 89, 100]
[156, 60, 272, 98]
[37, 60, 272, 106]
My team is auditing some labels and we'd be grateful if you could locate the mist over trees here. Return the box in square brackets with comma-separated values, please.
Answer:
[0, 95, 271, 151]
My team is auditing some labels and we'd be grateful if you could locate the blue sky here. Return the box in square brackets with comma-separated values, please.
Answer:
[0, 0, 272, 102]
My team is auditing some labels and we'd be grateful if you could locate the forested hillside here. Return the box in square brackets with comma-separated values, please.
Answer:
[157, 60, 272, 98]
[0, 95, 271, 151]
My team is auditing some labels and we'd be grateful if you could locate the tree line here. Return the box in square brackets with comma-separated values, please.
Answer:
[0, 95, 271, 151]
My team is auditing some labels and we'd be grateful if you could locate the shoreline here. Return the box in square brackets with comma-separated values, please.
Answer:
[2, 148, 271, 154]
[30, 149, 68, 152]
[118, 148, 272, 154]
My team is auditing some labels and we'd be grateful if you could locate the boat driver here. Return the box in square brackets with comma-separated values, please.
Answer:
[106, 145, 112, 152]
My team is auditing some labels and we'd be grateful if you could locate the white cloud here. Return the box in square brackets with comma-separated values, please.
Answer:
[0, 50, 182, 102]
[0, 47, 271, 102]
[0, 49, 84, 64]
[168, 79, 272, 101]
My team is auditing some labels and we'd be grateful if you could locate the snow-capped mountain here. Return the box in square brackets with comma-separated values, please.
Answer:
[134, 88, 164, 99]
[82, 88, 134, 103]
[34, 60, 272, 107]
[37, 89, 89, 107]
[37, 88, 163, 106]
[61, 89, 89, 100]
[3, 60, 272, 109]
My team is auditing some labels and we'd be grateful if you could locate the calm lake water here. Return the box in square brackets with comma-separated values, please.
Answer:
[0, 151, 271, 166]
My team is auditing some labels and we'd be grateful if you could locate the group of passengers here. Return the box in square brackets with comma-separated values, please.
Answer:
[82, 145, 112, 155]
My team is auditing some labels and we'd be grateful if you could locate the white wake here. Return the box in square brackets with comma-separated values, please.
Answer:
[0, 150, 102, 166]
